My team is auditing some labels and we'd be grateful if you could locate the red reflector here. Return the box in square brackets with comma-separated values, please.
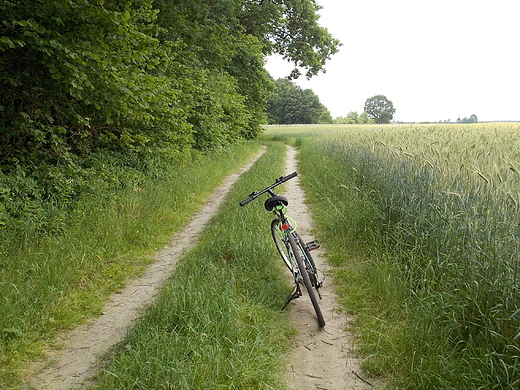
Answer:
[281, 223, 290, 231]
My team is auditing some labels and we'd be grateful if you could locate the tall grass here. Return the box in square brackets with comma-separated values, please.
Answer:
[0, 142, 262, 389]
[92, 143, 294, 389]
[294, 124, 520, 389]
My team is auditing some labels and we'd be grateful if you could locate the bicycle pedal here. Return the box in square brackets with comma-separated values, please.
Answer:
[306, 240, 320, 251]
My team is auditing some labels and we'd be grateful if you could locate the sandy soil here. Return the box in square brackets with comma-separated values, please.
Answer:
[25, 145, 381, 390]
[282, 146, 379, 390]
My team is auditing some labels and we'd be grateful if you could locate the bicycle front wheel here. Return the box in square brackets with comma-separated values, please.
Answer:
[287, 233, 325, 327]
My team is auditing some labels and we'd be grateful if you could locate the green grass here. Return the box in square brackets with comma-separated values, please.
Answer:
[92, 142, 294, 389]
[9, 121, 520, 388]
[266, 123, 520, 389]
[0, 141, 263, 389]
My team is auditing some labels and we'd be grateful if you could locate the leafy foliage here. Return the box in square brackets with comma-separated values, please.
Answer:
[266, 78, 332, 124]
[364, 95, 396, 124]
[0, 0, 340, 239]
[334, 111, 374, 124]
[241, 0, 342, 79]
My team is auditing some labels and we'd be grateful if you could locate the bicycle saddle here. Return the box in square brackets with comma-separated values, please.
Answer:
[264, 195, 288, 211]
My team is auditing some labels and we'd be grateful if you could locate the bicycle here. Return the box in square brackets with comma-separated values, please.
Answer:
[239, 172, 325, 327]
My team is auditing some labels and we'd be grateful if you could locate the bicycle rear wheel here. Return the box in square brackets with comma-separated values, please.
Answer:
[287, 233, 325, 327]
[294, 232, 322, 299]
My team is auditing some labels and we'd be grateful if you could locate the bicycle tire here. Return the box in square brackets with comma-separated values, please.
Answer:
[292, 232, 317, 271]
[271, 219, 293, 272]
[294, 232, 322, 299]
[287, 233, 326, 327]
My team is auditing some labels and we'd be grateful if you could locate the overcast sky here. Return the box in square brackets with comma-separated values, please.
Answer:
[265, 0, 519, 122]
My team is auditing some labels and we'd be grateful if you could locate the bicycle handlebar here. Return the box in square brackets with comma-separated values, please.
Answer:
[239, 172, 297, 206]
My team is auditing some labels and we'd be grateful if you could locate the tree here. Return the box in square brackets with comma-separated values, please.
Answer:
[457, 114, 478, 124]
[364, 95, 396, 124]
[265, 78, 294, 124]
[333, 111, 374, 124]
[346, 111, 359, 124]
[266, 78, 332, 124]
[241, 0, 342, 78]
[358, 111, 374, 124]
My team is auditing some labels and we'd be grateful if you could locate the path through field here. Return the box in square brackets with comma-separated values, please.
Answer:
[26, 149, 267, 389]
[282, 146, 377, 390]
[26, 145, 378, 390]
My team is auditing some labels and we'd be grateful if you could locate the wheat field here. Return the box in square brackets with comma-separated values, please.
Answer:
[266, 123, 520, 388]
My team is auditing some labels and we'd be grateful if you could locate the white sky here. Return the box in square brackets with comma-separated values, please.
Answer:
[265, 0, 519, 122]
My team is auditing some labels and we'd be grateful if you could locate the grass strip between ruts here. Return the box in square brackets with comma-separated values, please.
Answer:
[92, 143, 295, 389]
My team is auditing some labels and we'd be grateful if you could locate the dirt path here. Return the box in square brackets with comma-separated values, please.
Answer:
[282, 145, 377, 390]
[26, 145, 380, 390]
[26, 148, 266, 390]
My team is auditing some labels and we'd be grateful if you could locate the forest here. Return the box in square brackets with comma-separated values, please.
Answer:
[0, 0, 339, 235]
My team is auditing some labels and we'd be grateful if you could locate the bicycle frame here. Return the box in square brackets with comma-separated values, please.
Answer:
[271, 204, 299, 276]
[274, 206, 321, 286]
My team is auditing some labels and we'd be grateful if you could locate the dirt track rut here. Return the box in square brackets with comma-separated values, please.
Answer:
[282, 146, 376, 390]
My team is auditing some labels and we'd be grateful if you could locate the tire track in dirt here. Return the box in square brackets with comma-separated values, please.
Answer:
[25, 148, 266, 390]
[282, 145, 379, 390]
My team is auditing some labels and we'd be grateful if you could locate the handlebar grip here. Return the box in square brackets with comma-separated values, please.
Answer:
[239, 197, 254, 207]
[284, 171, 297, 181]
[277, 171, 297, 183]
[239, 191, 259, 206]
